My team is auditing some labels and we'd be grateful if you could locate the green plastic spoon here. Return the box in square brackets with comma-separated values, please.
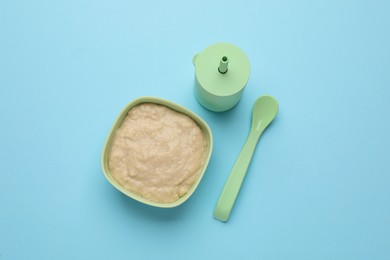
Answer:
[214, 95, 279, 222]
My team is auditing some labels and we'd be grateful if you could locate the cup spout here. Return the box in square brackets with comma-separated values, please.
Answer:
[218, 56, 228, 74]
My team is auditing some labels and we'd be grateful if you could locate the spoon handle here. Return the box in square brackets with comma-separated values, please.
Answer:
[214, 130, 262, 222]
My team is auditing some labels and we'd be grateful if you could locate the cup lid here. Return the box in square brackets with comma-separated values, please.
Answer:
[193, 43, 250, 97]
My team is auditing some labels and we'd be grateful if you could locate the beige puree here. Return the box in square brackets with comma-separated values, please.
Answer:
[108, 103, 208, 203]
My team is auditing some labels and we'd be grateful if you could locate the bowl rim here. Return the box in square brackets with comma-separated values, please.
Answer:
[101, 96, 213, 208]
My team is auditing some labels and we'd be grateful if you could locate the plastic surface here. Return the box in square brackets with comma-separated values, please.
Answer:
[193, 43, 250, 112]
[214, 95, 279, 222]
[101, 96, 213, 208]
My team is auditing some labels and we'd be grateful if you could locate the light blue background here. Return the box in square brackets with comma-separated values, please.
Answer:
[1, 0, 389, 259]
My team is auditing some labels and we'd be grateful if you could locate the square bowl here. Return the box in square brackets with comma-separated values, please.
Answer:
[101, 96, 213, 208]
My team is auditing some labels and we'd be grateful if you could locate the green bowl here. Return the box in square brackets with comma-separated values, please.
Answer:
[101, 97, 213, 208]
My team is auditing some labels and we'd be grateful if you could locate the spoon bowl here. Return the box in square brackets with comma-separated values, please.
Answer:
[251, 95, 279, 133]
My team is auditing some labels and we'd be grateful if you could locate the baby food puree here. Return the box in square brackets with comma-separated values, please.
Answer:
[108, 103, 208, 203]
